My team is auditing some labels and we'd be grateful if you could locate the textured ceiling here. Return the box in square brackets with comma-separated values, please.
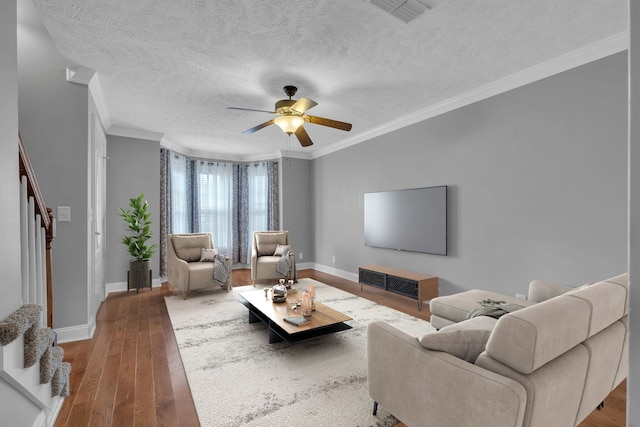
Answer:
[28, 0, 627, 160]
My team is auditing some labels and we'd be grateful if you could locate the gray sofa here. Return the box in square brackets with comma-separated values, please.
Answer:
[367, 273, 627, 427]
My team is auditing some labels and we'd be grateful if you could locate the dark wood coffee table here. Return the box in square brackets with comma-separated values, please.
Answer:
[238, 288, 353, 344]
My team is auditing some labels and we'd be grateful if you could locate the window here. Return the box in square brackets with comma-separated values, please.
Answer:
[164, 152, 278, 264]
[170, 153, 189, 234]
[197, 162, 233, 256]
[246, 163, 269, 260]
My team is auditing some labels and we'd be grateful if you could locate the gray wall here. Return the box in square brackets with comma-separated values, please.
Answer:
[314, 52, 628, 298]
[0, 0, 21, 320]
[18, 5, 90, 329]
[3, 1, 68, 424]
[106, 135, 161, 285]
[629, 1, 639, 423]
[281, 157, 314, 264]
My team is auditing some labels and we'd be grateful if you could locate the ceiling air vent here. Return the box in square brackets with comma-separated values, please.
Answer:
[371, 0, 431, 23]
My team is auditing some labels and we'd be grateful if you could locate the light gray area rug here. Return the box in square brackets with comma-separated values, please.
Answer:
[165, 278, 436, 427]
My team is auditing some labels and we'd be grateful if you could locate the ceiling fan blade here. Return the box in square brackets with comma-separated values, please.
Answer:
[242, 119, 275, 134]
[305, 115, 352, 131]
[295, 126, 313, 147]
[290, 97, 318, 114]
[227, 107, 276, 114]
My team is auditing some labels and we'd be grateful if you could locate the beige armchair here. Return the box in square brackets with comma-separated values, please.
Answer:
[167, 233, 232, 299]
[251, 231, 296, 286]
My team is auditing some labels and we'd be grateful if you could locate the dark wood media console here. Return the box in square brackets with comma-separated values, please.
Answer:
[358, 264, 438, 311]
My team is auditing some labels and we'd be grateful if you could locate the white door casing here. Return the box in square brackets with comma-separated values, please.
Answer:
[91, 114, 107, 306]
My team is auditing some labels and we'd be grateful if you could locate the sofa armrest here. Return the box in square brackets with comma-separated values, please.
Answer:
[225, 257, 233, 290]
[367, 321, 526, 427]
[250, 252, 258, 280]
[168, 257, 190, 291]
[527, 280, 573, 303]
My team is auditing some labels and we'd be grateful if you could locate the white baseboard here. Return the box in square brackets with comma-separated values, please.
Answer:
[59, 278, 166, 343]
[105, 277, 165, 295]
[103, 266, 353, 295]
[296, 262, 314, 271]
[308, 263, 358, 283]
[54, 315, 96, 344]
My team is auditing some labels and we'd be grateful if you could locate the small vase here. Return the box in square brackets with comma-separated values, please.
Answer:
[307, 286, 316, 310]
[301, 291, 313, 317]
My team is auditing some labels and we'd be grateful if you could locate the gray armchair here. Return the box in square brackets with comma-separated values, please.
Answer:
[250, 231, 296, 286]
[167, 233, 232, 299]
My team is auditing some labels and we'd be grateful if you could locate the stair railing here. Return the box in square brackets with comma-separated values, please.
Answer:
[18, 133, 55, 328]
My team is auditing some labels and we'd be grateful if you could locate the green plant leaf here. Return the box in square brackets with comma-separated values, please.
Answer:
[118, 193, 157, 261]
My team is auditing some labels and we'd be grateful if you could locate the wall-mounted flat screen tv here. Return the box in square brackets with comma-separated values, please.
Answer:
[364, 186, 447, 256]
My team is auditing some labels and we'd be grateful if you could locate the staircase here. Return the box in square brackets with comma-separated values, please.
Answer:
[0, 133, 69, 426]
[0, 304, 70, 398]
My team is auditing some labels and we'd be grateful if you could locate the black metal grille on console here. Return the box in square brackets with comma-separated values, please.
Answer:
[359, 269, 386, 289]
[386, 276, 419, 299]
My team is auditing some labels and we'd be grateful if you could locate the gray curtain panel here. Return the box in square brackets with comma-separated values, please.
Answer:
[232, 164, 244, 263]
[267, 161, 279, 230]
[159, 148, 171, 277]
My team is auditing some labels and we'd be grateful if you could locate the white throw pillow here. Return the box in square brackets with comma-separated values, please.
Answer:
[273, 244, 291, 256]
[200, 247, 218, 262]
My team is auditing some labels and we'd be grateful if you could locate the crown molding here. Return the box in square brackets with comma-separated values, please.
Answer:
[162, 139, 246, 161]
[279, 149, 313, 160]
[159, 138, 271, 162]
[312, 31, 629, 159]
[161, 138, 315, 162]
[107, 125, 164, 142]
[65, 66, 95, 85]
[66, 67, 113, 129]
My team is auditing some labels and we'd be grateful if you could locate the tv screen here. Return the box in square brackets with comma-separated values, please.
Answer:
[364, 186, 447, 256]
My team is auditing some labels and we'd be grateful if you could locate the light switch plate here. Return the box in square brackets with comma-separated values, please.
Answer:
[58, 206, 70, 222]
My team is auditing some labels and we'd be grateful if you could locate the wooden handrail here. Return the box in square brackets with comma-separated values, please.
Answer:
[18, 132, 55, 328]
[18, 133, 50, 232]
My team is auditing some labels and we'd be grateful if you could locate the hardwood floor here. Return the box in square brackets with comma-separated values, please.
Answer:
[54, 269, 625, 426]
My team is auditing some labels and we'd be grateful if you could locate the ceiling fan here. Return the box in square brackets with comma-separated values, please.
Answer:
[227, 85, 352, 147]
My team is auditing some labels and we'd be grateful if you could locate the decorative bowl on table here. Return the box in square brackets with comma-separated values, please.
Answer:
[271, 284, 288, 303]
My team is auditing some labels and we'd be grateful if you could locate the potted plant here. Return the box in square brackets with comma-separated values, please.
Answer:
[118, 193, 158, 291]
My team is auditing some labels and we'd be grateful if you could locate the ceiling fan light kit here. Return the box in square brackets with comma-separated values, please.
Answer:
[228, 85, 352, 147]
[274, 115, 304, 134]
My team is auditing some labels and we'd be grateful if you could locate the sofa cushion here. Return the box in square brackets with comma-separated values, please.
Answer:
[430, 290, 536, 325]
[486, 294, 591, 374]
[418, 316, 497, 363]
[255, 232, 287, 256]
[604, 273, 629, 316]
[173, 234, 211, 262]
[527, 279, 573, 303]
[565, 275, 628, 337]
